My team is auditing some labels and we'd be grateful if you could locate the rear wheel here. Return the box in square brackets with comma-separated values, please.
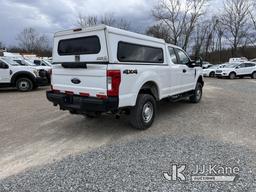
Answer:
[189, 82, 203, 103]
[252, 72, 256, 79]
[209, 71, 215, 77]
[129, 94, 156, 130]
[16, 78, 33, 92]
[229, 72, 236, 79]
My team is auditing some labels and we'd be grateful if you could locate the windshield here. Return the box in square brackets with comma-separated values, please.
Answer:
[42, 60, 52, 66]
[208, 65, 219, 69]
[24, 59, 36, 66]
[1, 57, 20, 66]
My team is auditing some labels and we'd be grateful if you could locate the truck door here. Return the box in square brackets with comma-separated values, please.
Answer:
[168, 47, 183, 95]
[0, 61, 10, 83]
[175, 48, 195, 92]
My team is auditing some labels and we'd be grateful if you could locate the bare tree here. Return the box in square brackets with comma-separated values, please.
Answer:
[77, 14, 98, 28]
[146, 23, 173, 43]
[193, 20, 211, 56]
[100, 13, 116, 26]
[152, 0, 208, 50]
[16, 28, 50, 54]
[220, 0, 252, 56]
[77, 13, 130, 30]
[249, 0, 256, 30]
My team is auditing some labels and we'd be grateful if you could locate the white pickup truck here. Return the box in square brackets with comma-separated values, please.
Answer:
[47, 25, 204, 130]
[0, 57, 49, 91]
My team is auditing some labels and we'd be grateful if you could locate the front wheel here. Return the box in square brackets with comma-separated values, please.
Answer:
[229, 72, 236, 79]
[16, 78, 33, 92]
[209, 72, 215, 77]
[129, 94, 156, 130]
[189, 82, 203, 103]
[252, 72, 256, 79]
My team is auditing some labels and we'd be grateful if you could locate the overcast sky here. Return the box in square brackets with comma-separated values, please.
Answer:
[0, 0, 223, 47]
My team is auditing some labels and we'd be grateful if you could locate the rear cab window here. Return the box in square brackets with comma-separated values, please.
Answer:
[53, 28, 108, 64]
[58, 36, 101, 56]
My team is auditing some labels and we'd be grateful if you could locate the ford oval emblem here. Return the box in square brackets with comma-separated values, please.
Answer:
[71, 78, 81, 84]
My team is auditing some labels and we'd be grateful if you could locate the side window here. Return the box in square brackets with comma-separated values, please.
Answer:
[245, 63, 255, 67]
[168, 47, 178, 64]
[0, 61, 9, 69]
[0, 61, 4, 68]
[176, 49, 190, 65]
[239, 64, 246, 68]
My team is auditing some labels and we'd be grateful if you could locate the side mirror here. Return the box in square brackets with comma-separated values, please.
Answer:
[188, 60, 202, 68]
[236, 66, 240, 69]
[188, 56, 203, 68]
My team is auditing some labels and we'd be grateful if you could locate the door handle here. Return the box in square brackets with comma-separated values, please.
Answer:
[183, 69, 187, 73]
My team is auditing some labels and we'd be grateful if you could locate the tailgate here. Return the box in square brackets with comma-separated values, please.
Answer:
[51, 27, 109, 96]
[52, 64, 107, 97]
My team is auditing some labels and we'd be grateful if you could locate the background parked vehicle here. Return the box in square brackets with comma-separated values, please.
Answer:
[202, 62, 212, 69]
[203, 65, 220, 77]
[215, 62, 256, 79]
[33, 59, 52, 67]
[13, 58, 51, 83]
[229, 57, 248, 63]
[0, 57, 48, 91]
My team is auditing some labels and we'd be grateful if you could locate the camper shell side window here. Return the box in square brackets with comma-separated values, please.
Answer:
[117, 41, 164, 63]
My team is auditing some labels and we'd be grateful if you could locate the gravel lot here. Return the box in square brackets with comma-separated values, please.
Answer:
[0, 78, 256, 191]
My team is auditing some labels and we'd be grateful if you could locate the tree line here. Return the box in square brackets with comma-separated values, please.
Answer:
[147, 0, 256, 62]
[1, 0, 256, 62]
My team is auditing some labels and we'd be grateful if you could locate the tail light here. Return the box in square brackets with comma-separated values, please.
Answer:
[107, 70, 121, 96]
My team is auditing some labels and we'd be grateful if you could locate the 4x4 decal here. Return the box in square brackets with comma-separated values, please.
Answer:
[123, 69, 138, 75]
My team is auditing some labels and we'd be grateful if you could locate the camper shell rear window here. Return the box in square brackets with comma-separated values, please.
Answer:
[58, 36, 101, 56]
[117, 42, 164, 63]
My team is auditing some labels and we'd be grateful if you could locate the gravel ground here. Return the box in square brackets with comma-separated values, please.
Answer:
[0, 135, 255, 192]
[0, 78, 256, 191]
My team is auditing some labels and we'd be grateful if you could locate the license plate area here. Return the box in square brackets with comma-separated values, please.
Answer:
[63, 95, 73, 104]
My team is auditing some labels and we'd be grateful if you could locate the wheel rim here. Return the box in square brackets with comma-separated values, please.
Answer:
[196, 86, 202, 101]
[19, 81, 29, 90]
[230, 73, 235, 79]
[142, 102, 154, 123]
[253, 73, 256, 79]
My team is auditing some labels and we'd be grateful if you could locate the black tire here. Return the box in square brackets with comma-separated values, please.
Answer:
[16, 78, 33, 92]
[229, 72, 236, 79]
[252, 72, 256, 79]
[189, 82, 203, 103]
[129, 94, 156, 130]
[209, 71, 215, 77]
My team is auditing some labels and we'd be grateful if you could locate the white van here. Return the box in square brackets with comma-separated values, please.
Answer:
[47, 25, 204, 130]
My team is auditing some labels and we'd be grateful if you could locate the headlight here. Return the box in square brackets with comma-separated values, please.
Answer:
[33, 70, 40, 77]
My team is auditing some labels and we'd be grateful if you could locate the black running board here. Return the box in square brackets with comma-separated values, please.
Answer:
[168, 91, 194, 102]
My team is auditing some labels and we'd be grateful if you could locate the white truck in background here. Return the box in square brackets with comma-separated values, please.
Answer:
[0, 57, 49, 91]
[47, 25, 204, 130]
